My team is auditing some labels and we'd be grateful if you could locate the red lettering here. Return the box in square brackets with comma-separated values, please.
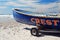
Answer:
[35, 18, 40, 24]
[41, 19, 45, 25]
[46, 20, 52, 25]
[31, 18, 59, 26]
[31, 18, 35, 23]
[53, 20, 59, 26]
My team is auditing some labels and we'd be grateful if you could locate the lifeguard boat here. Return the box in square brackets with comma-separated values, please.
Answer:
[13, 9, 60, 36]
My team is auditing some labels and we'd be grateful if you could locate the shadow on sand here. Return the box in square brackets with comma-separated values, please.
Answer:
[24, 27, 60, 37]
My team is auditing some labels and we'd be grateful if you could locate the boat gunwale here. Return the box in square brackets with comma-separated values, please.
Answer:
[13, 9, 60, 18]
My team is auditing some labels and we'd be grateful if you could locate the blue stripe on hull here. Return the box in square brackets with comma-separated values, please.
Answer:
[13, 9, 60, 29]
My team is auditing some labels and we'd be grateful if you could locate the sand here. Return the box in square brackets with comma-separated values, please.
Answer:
[0, 15, 60, 40]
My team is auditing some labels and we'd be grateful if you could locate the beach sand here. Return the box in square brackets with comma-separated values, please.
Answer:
[0, 15, 60, 40]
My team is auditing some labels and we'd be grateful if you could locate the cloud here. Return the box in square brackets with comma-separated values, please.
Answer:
[5, 2, 31, 7]
[0, 0, 59, 15]
[0, 6, 7, 8]
[17, 0, 37, 3]
[4, 0, 60, 14]
[32, 2, 58, 13]
[5, 1, 34, 9]
[0, 0, 14, 2]
[16, 0, 59, 13]
[5, 2, 26, 6]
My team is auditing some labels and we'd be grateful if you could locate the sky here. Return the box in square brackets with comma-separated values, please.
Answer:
[0, 0, 60, 15]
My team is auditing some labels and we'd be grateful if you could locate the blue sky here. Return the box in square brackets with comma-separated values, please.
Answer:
[37, 0, 58, 4]
[0, 0, 60, 15]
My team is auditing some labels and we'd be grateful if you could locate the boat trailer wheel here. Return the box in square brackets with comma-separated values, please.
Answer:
[30, 28, 42, 36]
